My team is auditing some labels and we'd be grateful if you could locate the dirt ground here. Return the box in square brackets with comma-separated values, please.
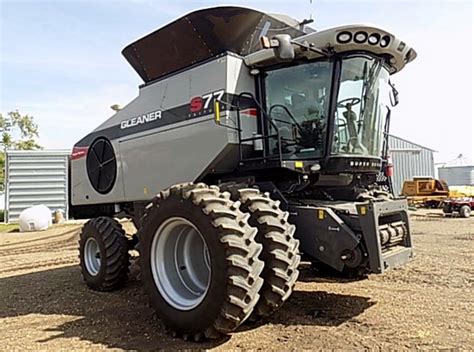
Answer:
[0, 212, 472, 350]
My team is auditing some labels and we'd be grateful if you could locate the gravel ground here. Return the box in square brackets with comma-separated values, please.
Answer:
[0, 213, 472, 350]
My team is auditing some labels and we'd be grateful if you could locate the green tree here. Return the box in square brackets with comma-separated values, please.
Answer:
[0, 110, 42, 191]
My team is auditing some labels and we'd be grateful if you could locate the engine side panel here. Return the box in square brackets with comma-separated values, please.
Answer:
[119, 118, 229, 201]
[71, 54, 257, 206]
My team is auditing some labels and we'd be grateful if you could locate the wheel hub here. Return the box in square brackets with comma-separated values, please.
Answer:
[151, 217, 211, 311]
[84, 237, 101, 276]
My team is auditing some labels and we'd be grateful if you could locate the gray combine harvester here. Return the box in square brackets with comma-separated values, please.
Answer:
[71, 6, 416, 341]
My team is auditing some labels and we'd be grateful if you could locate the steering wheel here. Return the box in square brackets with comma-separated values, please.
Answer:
[337, 97, 361, 108]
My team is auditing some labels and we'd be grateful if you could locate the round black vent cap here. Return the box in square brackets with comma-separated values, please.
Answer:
[86, 137, 117, 194]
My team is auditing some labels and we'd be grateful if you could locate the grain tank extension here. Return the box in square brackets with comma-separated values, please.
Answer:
[71, 6, 417, 341]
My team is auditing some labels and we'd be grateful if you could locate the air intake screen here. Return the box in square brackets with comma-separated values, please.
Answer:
[86, 138, 117, 194]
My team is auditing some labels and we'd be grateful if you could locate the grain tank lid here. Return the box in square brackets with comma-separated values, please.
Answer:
[122, 6, 311, 83]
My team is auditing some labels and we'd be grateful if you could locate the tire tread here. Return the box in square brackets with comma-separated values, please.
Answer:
[238, 188, 301, 318]
[79, 216, 129, 291]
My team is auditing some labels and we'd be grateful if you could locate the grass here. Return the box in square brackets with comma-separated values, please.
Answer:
[0, 223, 19, 233]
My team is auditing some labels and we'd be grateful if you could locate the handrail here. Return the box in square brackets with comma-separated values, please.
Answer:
[215, 92, 301, 165]
[234, 92, 283, 164]
[268, 104, 304, 134]
[236, 92, 281, 134]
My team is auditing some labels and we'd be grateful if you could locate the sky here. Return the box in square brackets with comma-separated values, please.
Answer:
[0, 0, 473, 164]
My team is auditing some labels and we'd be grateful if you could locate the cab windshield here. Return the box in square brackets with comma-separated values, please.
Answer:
[264, 56, 391, 160]
[333, 56, 390, 156]
[265, 61, 333, 159]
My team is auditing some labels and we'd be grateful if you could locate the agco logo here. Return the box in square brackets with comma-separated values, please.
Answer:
[188, 89, 225, 118]
[189, 97, 204, 113]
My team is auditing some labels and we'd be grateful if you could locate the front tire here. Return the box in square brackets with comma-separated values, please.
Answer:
[139, 183, 264, 341]
[79, 217, 130, 291]
[237, 188, 301, 319]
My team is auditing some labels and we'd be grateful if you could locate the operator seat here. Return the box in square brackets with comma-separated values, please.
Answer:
[291, 93, 326, 150]
[343, 103, 368, 154]
[291, 93, 320, 121]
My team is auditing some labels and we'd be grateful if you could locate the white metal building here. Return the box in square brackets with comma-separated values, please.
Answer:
[5, 150, 70, 223]
[388, 135, 436, 196]
[438, 165, 474, 186]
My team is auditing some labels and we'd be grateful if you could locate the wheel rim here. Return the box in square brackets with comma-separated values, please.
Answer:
[151, 217, 211, 311]
[84, 237, 101, 276]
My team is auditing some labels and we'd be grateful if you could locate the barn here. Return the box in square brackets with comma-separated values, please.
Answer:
[388, 135, 436, 196]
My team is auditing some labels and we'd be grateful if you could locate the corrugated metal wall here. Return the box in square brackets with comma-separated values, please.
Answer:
[388, 135, 435, 195]
[438, 166, 474, 186]
[5, 150, 70, 223]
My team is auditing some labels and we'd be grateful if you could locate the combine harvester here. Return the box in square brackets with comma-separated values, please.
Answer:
[70, 7, 417, 341]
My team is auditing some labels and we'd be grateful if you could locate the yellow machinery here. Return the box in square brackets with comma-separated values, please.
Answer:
[449, 186, 474, 198]
[401, 177, 450, 207]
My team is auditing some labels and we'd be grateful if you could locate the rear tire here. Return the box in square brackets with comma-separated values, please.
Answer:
[442, 203, 452, 214]
[460, 205, 471, 218]
[79, 217, 130, 291]
[237, 188, 301, 319]
[139, 183, 264, 341]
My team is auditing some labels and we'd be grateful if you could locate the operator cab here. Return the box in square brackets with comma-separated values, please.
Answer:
[244, 25, 415, 175]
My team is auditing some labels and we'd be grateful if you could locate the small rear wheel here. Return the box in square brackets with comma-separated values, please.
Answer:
[79, 217, 130, 291]
[459, 205, 471, 218]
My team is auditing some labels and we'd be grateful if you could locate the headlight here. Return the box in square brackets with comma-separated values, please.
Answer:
[380, 35, 391, 48]
[354, 31, 368, 43]
[368, 33, 380, 45]
[336, 31, 352, 44]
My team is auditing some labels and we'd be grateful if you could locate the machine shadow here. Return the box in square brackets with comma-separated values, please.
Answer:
[0, 264, 374, 349]
[297, 264, 368, 283]
[240, 289, 374, 333]
[0, 265, 228, 349]
[269, 290, 373, 326]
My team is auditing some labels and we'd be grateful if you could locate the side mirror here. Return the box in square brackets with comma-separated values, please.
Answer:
[274, 34, 295, 61]
[260, 34, 295, 61]
[389, 80, 399, 106]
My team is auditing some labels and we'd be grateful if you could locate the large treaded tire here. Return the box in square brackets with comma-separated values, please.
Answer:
[79, 217, 130, 291]
[138, 183, 264, 341]
[237, 188, 301, 318]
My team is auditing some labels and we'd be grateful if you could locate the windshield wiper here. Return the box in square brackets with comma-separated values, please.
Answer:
[360, 60, 382, 119]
